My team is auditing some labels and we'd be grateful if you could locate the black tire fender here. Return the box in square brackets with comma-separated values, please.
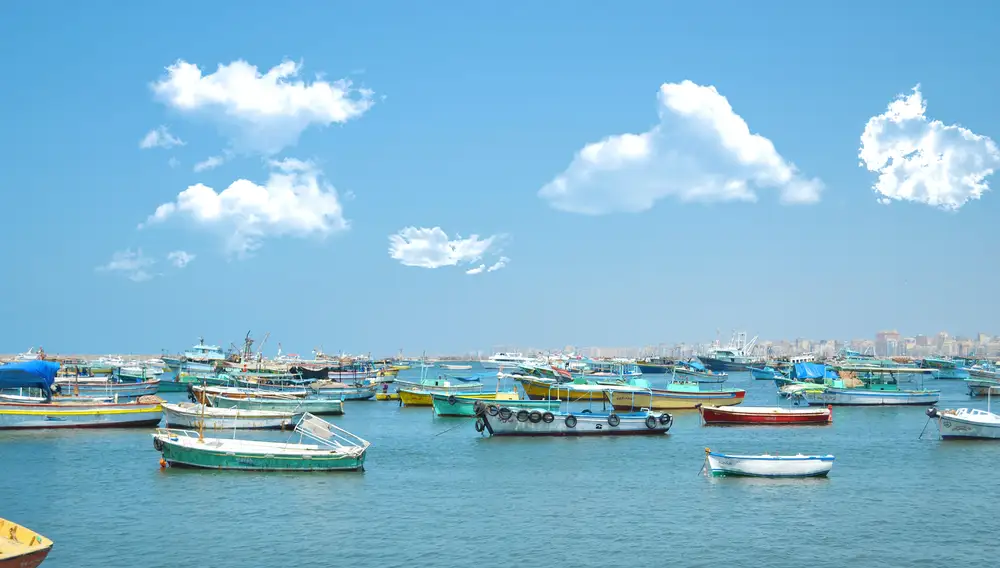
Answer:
[608, 413, 621, 427]
[565, 414, 577, 428]
[541, 411, 555, 423]
[516, 410, 530, 422]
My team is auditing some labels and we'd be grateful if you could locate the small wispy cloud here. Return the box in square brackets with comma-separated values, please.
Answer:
[97, 249, 156, 282]
[167, 250, 195, 268]
[139, 125, 184, 150]
[487, 257, 509, 272]
[466, 264, 485, 275]
[193, 155, 226, 172]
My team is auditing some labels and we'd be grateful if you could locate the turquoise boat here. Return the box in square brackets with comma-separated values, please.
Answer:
[207, 393, 345, 415]
[152, 413, 370, 472]
[921, 357, 971, 380]
[431, 393, 560, 417]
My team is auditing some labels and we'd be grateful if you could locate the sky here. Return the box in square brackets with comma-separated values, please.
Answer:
[1, 1, 998, 356]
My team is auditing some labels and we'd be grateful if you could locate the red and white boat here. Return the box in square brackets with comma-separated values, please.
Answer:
[698, 404, 832, 425]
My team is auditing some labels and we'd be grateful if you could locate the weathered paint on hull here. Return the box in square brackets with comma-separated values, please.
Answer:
[0, 403, 163, 429]
[607, 389, 745, 411]
[157, 440, 366, 471]
[798, 388, 940, 406]
[432, 395, 560, 417]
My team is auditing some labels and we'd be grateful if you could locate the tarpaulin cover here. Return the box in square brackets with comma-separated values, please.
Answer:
[0, 360, 60, 398]
[790, 362, 835, 380]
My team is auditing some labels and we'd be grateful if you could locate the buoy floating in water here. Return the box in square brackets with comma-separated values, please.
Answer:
[159, 458, 167, 469]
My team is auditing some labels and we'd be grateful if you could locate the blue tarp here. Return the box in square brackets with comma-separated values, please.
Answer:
[683, 359, 708, 372]
[0, 360, 60, 398]
[790, 362, 838, 380]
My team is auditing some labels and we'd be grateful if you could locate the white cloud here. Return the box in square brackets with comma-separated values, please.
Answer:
[388, 227, 500, 269]
[97, 249, 155, 282]
[151, 59, 375, 155]
[487, 257, 509, 272]
[539, 80, 822, 214]
[140, 126, 184, 149]
[167, 250, 195, 268]
[859, 85, 1000, 210]
[466, 264, 485, 275]
[194, 155, 226, 172]
[142, 158, 348, 256]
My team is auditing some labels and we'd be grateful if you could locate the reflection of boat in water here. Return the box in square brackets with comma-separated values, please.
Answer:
[0, 517, 53, 568]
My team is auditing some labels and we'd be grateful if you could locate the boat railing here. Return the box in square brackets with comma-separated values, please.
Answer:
[294, 413, 370, 452]
[155, 428, 202, 439]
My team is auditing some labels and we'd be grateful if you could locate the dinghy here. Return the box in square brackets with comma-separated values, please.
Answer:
[152, 413, 370, 472]
[698, 404, 832, 425]
[0, 517, 53, 568]
[703, 448, 834, 478]
[162, 402, 301, 430]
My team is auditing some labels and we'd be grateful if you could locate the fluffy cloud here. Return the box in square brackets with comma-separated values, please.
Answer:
[167, 250, 195, 268]
[194, 155, 226, 172]
[142, 158, 348, 256]
[539, 80, 822, 214]
[139, 126, 184, 149]
[388, 227, 502, 270]
[151, 59, 375, 155]
[97, 249, 155, 282]
[859, 85, 1000, 210]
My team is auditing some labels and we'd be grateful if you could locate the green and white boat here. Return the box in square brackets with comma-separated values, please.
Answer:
[152, 413, 370, 472]
[431, 392, 561, 417]
[206, 392, 345, 416]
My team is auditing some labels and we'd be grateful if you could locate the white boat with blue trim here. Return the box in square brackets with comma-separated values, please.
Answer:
[704, 448, 834, 478]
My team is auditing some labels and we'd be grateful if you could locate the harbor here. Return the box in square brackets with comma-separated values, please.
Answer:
[3, 339, 1000, 567]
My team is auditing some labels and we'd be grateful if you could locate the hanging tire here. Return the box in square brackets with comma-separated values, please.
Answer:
[528, 410, 542, 423]
[581, 409, 592, 414]
[498, 407, 513, 421]
[487, 404, 499, 417]
[659, 413, 672, 425]
[565, 414, 578, 428]
[608, 414, 621, 427]
[153, 437, 164, 452]
[645, 416, 657, 429]
[448, 395, 457, 405]
[475, 418, 486, 433]
[541, 411, 555, 423]
[516, 410, 530, 422]
[473, 401, 485, 416]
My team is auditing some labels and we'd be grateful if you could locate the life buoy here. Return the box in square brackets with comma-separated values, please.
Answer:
[516, 410, 530, 422]
[658, 413, 671, 425]
[475, 418, 486, 433]
[608, 414, 621, 427]
[153, 437, 164, 452]
[528, 410, 542, 423]
[487, 405, 499, 416]
[447, 395, 457, 405]
[565, 414, 577, 428]
[541, 411, 555, 423]
[498, 407, 513, 421]
[645, 416, 657, 429]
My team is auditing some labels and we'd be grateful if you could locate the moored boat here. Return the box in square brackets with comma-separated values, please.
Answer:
[206, 393, 345, 416]
[515, 376, 645, 402]
[0, 517, 53, 568]
[927, 406, 1000, 440]
[606, 382, 746, 411]
[152, 413, 370, 472]
[473, 402, 672, 437]
[703, 448, 835, 478]
[432, 392, 560, 417]
[162, 402, 302, 430]
[698, 404, 832, 425]
[749, 366, 784, 381]
[672, 359, 728, 383]
[793, 386, 939, 406]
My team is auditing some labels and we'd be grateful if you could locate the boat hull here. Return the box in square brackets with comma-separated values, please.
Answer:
[0, 517, 54, 568]
[310, 386, 375, 401]
[432, 394, 560, 417]
[637, 363, 669, 374]
[697, 356, 757, 372]
[154, 433, 367, 471]
[400, 389, 493, 407]
[516, 377, 630, 402]
[607, 388, 745, 410]
[0, 402, 163, 429]
[477, 407, 672, 436]
[53, 379, 160, 401]
[797, 388, 940, 406]
[699, 405, 831, 425]
[207, 394, 345, 416]
[749, 367, 783, 380]
[705, 453, 834, 477]
[162, 404, 300, 430]
[933, 408, 1000, 439]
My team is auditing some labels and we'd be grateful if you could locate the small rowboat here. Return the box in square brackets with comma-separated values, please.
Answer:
[162, 402, 302, 430]
[703, 448, 834, 478]
[698, 404, 832, 425]
[0, 517, 53, 568]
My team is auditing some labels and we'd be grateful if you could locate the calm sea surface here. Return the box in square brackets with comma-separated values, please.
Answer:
[2, 366, 997, 567]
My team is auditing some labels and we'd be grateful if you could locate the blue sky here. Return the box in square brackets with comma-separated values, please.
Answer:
[1, 1, 998, 355]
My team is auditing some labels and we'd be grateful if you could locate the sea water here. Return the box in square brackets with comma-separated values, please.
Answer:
[1, 368, 997, 567]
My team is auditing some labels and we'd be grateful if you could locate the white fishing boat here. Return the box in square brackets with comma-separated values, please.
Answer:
[161, 402, 302, 430]
[441, 364, 473, 371]
[480, 352, 533, 369]
[703, 448, 835, 478]
[929, 386, 1000, 440]
[206, 393, 345, 416]
[473, 402, 672, 436]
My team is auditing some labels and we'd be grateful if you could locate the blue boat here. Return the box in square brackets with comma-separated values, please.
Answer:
[749, 366, 784, 381]
[921, 357, 971, 380]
